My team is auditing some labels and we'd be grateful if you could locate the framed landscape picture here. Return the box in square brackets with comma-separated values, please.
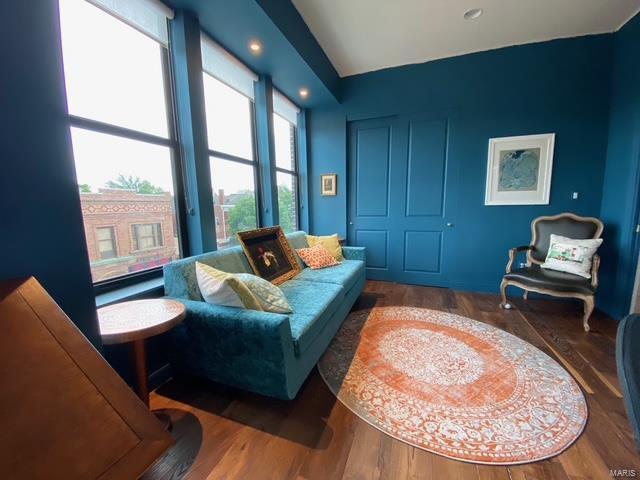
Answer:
[485, 133, 555, 205]
[321, 174, 337, 196]
[237, 226, 301, 285]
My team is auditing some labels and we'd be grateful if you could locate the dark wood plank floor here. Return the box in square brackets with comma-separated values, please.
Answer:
[146, 281, 639, 480]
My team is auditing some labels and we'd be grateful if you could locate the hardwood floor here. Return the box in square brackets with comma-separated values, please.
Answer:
[146, 281, 639, 479]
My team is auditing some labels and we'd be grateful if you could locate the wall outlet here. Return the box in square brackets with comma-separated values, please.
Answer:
[572, 192, 579, 200]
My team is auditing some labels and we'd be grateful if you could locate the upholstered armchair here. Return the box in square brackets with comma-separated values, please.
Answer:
[500, 212, 604, 332]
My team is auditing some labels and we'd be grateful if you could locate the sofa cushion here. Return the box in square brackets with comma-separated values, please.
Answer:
[280, 279, 344, 356]
[293, 259, 365, 291]
[504, 264, 595, 295]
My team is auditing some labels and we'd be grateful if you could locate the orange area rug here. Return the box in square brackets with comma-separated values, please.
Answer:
[318, 307, 587, 465]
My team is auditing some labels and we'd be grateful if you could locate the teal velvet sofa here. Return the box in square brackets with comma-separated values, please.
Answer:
[163, 231, 366, 399]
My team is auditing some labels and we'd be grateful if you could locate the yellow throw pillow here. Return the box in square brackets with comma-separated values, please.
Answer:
[306, 233, 344, 261]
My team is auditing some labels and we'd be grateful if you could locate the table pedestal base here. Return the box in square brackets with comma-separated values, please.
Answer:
[131, 340, 173, 431]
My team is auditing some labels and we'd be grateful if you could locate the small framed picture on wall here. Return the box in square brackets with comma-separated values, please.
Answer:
[321, 174, 337, 196]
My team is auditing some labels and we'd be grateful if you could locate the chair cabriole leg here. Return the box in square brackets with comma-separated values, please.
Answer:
[582, 296, 594, 332]
[500, 279, 511, 309]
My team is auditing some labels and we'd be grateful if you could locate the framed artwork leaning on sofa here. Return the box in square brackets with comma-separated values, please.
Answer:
[237, 226, 301, 285]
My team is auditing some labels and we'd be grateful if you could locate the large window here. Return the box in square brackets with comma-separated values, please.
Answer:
[273, 91, 301, 233]
[59, 0, 181, 284]
[201, 35, 259, 249]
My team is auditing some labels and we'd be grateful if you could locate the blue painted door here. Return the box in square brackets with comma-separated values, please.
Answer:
[348, 114, 454, 287]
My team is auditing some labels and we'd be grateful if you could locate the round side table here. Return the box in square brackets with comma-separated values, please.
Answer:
[98, 298, 186, 429]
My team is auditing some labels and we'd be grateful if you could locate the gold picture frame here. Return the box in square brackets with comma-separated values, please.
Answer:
[236, 226, 301, 285]
[321, 173, 337, 196]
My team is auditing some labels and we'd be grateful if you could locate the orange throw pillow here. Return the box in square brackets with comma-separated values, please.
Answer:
[296, 245, 340, 270]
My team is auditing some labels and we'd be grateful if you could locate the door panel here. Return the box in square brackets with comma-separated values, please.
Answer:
[406, 119, 447, 217]
[348, 114, 453, 286]
[356, 126, 390, 217]
[348, 117, 395, 279]
[404, 231, 441, 273]
[356, 230, 388, 269]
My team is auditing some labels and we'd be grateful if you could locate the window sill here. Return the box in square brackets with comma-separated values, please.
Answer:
[95, 277, 164, 308]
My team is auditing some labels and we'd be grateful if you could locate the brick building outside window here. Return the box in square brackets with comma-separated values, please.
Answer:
[80, 188, 180, 282]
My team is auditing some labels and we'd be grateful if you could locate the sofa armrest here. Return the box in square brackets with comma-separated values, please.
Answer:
[167, 298, 296, 397]
[342, 246, 366, 262]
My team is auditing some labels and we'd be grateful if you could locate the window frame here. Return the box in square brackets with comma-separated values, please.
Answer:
[203, 71, 262, 246]
[96, 225, 118, 260]
[131, 223, 164, 251]
[61, 9, 188, 294]
[273, 112, 300, 231]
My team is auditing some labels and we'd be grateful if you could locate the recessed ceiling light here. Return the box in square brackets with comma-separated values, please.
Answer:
[299, 88, 309, 99]
[463, 8, 483, 20]
[249, 40, 262, 55]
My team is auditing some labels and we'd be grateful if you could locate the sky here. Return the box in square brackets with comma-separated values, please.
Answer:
[59, 0, 295, 197]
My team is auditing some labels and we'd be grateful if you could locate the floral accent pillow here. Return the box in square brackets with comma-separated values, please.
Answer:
[541, 234, 602, 278]
[296, 245, 341, 270]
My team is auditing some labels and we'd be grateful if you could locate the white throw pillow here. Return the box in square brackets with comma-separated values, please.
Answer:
[541, 234, 602, 279]
[195, 262, 292, 313]
[195, 262, 263, 310]
[236, 273, 292, 313]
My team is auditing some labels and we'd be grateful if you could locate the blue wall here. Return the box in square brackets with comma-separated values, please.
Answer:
[309, 35, 614, 293]
[308, 108, 348, 236]
[599, 14, 640, 319]
[0, 1, 101, 347]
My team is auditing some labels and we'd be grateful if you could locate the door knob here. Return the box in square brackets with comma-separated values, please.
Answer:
[446, 222, 454, 227]
[349, 222, 354, 225]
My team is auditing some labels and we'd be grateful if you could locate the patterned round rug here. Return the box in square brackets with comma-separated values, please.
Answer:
[318, 307, 588, 465]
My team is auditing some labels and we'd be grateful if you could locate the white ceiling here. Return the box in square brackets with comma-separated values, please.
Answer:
[292, 0, 640, 77]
